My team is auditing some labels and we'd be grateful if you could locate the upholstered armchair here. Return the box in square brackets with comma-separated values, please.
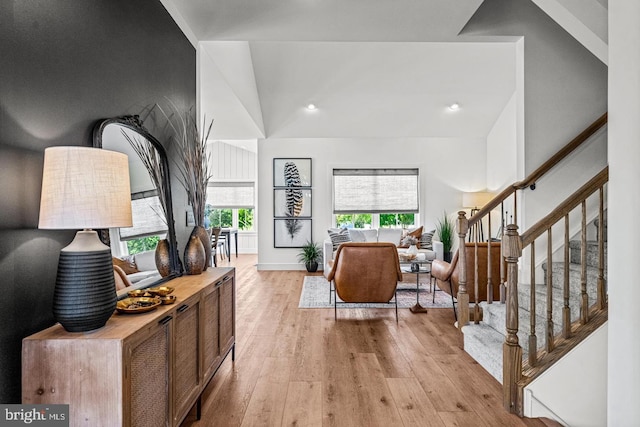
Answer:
[431, 242, 503, 312]
[327, 242, 403, 320]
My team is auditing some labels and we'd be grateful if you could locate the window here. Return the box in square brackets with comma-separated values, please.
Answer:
[335, 214, 372, 229]
[333, 168, 419, 228]
[333, 168, 419, 213]
[379, 213, 416, 228]
[206, 181, 255, 231]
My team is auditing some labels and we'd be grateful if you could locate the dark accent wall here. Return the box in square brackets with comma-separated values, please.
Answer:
[0, 0, 195, 402]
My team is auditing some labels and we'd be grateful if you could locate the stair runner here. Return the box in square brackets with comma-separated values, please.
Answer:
[462, 236, 607, 382]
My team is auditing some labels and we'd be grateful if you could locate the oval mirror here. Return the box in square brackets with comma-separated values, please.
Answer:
[93, 115, 181, 296]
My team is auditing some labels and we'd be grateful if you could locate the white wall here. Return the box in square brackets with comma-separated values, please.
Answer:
[257, 137, 487, 270]
[608, 1, 640, 425]
[524, 323, 608, 426]
[487, 92, 519, 191]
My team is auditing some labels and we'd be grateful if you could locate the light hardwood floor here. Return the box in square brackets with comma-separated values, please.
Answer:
[181, 254, 546, 427]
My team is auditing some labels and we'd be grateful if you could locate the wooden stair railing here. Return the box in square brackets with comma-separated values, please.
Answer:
[455, 112, 607, 329]
[502, 167, 608, 415]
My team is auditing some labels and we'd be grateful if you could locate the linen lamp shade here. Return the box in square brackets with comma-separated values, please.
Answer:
[39, 146, 132, 230]
[39, 146, 132, 332]
[462, 191, 493, 209]
[462, 191, 494, 242]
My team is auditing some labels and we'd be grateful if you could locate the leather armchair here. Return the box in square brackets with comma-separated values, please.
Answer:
[431, 242, 503, 303]
[327, 242, 403, 320]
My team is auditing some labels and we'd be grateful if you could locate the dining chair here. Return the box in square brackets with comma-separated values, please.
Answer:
[211, 228, 226, 267]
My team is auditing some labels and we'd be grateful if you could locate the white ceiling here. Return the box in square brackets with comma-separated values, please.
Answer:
[163, 0, 518, 140]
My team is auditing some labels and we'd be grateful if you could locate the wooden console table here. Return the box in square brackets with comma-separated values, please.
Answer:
[22, 268, 235, 427]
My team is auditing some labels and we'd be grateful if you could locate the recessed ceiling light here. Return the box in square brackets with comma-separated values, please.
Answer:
[306, 103, 317, 111]
[448, 103, 460, 111]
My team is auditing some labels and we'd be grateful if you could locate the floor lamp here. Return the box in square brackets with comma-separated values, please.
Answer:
[39, 146, 132, 332]
[462, 191, 493, 242]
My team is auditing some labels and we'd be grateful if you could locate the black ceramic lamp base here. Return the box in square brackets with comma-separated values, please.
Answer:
[53, 231, 117, 332]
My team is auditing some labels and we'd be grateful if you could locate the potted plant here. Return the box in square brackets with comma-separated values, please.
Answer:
[298, 240, 322, 272]
[436, 211, 455, 263]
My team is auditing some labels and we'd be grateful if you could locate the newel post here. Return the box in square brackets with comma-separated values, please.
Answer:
[457, 211, 469, 329]
[503, 224, 523, 413]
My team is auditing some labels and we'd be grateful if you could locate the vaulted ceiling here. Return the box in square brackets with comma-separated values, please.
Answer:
[162, 0, 518, 140]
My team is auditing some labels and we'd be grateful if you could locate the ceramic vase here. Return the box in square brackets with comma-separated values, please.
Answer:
[184, 235, 205, 275]
[407, 244, 418, 256]
[191, 225, 211, 270]
[155, 238, 171, 277]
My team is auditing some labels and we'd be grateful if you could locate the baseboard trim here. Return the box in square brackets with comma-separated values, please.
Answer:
[257, 263, 324, 271]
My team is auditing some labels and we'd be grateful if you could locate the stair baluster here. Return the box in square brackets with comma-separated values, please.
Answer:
[597, 187, 606, 310]
[581, 200, 589, 324]
[474, 241, 480, 324]
[563, 214, 571, 339]
[487, 213, 494, 304]
[546, 228, 555, 353]
[528, 241, 537, 367]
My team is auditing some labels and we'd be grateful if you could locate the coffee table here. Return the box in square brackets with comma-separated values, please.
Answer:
[400, 259, 432, 313]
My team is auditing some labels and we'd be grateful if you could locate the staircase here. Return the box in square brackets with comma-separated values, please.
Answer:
[463, 228, 607, 382]
[452, 114, 609, 421]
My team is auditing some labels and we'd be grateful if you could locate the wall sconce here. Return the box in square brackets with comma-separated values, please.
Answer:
[462, 191, 493, 242]
[39, 146, 132, 332]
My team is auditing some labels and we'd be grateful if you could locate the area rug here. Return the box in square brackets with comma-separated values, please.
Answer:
[298, 276, 456, 309]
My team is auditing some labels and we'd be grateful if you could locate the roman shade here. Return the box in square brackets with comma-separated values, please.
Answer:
[207, 182, 255, 208]
[333, 168, 419, 213]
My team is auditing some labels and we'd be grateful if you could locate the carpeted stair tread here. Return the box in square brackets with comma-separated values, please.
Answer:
[480, 302, 558, 354]
[462, 322, 504, 383]
[569, 240, 607, 268]
[542, 261, 605, 289]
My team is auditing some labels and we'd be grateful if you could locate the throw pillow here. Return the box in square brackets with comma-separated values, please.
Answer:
[397, 226, 423, 248]
[327, 228, 351, 251]
[113, 256, 138, 275]
[348, 229, 366, 243]
[419, 230, 435, 250]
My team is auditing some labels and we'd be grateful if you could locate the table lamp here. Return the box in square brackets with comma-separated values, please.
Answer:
[462, 191, 493, 242]
[39, 146, 132, 332]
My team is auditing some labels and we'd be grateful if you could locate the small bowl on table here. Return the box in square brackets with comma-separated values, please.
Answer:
[127, 289, 149, 298]
[147, 286, 175, 297]
[158, 295, 177, 305]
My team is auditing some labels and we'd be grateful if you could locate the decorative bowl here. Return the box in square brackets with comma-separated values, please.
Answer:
[127, 289, 148, 298]
[399, 253, 417, 261]
[159, 295, 177, 305]
[116, 297, 161, 314]
[147, 286, 175, 297]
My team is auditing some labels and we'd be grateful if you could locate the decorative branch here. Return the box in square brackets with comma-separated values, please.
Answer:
[157, 102, 213, 227]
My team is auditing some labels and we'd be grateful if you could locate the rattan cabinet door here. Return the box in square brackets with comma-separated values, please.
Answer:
[126, 314, 172, 427]
[173, 295, 201, 426]
[219, 274, 235, 356]
[201, 280, 221, 383]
